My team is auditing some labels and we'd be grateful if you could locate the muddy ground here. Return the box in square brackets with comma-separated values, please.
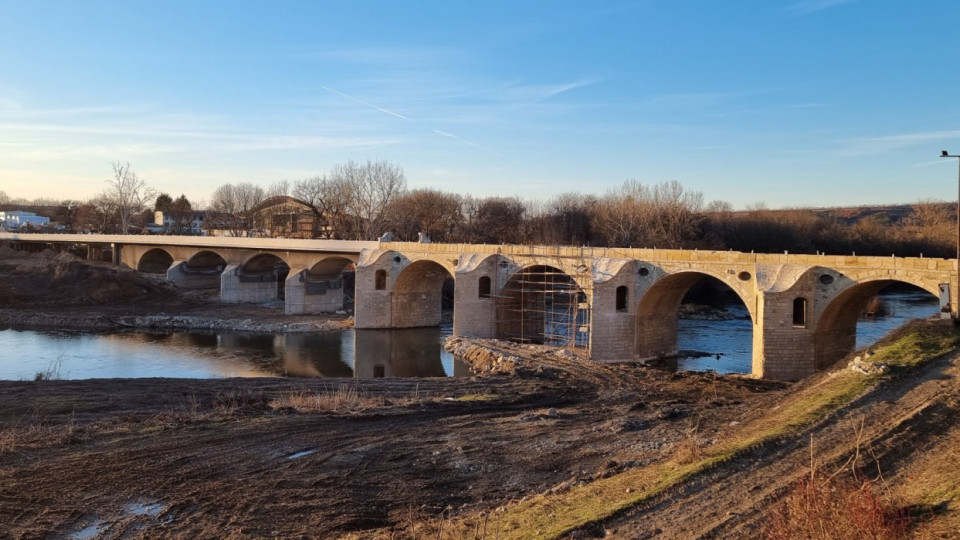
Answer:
[0, 247, 958, 538]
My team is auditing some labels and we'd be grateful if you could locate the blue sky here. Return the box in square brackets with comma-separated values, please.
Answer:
[1, 0, 959, 209]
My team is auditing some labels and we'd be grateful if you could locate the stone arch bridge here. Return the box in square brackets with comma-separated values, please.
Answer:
[1, 233, 954, 381]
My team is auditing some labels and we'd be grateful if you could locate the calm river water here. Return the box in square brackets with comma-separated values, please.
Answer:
[0, 325, 469, 380]
[0, 290, 939, 380]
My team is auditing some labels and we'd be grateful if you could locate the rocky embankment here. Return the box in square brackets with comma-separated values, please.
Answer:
[0, 309, 353, 333]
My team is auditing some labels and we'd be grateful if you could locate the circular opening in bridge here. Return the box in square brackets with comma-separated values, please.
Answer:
[638, 267, 650, 277]
[495, 265, 588, 348]
[737, 271, 751, 281]
[393, 256, 402, 263]
[814, 282, 939, 371]
[819, 274, 835, 285]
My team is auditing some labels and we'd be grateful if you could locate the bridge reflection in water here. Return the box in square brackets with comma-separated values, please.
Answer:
[0, 327, 469, 380]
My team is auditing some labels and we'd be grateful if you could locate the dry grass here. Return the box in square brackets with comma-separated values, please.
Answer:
[0, 413, 84, 454]
[764, 474, 909, 539]
[764, 433, 911, 540]
[269, 385, 388, 414]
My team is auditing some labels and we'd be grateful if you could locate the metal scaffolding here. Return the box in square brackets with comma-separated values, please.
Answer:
[494, 262, 592, 350]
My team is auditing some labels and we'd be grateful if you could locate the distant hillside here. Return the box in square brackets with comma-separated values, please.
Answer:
[728, 202, 954, 226]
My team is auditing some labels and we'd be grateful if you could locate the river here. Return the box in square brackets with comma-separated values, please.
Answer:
[0, 289, 940, 380]
[676, 288, 940, 373]
[0, 325, 470, 381]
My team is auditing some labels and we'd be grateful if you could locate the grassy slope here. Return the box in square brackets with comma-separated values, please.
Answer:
[359, 320, 960, 539]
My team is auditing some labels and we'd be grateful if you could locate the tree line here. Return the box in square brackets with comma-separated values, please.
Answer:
[1, 161, 956, 258]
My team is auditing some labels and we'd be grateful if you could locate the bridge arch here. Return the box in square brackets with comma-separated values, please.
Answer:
[186, 250, 227, 271]
[496, 264, 589, 347]
[813, 277, 940, 370]
[308, 256, 354, 278]
[238, 253, 291, 300]
[391, 259, 454, 327]
[635, 269, 755, 364]
[137, 248, 174, 274]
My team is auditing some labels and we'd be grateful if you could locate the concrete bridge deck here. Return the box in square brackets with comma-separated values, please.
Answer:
[1, 232, 954, 381]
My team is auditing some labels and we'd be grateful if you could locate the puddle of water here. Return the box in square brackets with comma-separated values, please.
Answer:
[71, 520, 106, 540]
[286, 449, 317, 460]
[125, 501, 164, 517]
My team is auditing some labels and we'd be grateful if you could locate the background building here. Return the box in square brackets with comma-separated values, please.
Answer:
[0, 211, 50, 231]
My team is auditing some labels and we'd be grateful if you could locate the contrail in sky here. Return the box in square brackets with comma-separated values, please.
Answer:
[318, 85, 408, 120]
[318, 84, 502, 156]
[433, 130, 502, 157]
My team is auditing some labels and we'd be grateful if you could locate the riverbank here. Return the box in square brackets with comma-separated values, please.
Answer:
[0, 247, 351, 333]
[0, 304, 353, 333]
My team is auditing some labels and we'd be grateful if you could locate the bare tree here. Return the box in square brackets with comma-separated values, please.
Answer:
[380, 189, 464, 241]
[80, 192, 121, 233]
[591, 180, 704, 248]
[107, 161, 154, 234]
[293, 175, 349, 239]
[0, 190, 8, 205]
[706, 200, 733, 213]
[592, 181, 651, 247]
[208, 182, 265, 237]
[462, 196, 526, 244]
[268, 179, 291, 197]
[648, 180, 704, 247]
[329, 160, 407, 239]
[905, 199, 952, 228]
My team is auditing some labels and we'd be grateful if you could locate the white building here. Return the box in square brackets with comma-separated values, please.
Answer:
[153, 210, 206, 235]
[0, 211, 50, 230]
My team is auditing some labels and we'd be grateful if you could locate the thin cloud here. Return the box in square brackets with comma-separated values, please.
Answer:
[0, 104, 154, 118]
[318, 85, 408, 120]
[643, 90, 752, 108]
[221, 135, 397, 152]
[0, 122, 253, 140]
[15, 143, 181, 160]
[839, 130, 960, 155]
[314, 46, 457, 66]
[432, 129, 502, 156]
[498, 79, 599, 104]
[787, 0, 858, 15]
[908, 159, 958, 169]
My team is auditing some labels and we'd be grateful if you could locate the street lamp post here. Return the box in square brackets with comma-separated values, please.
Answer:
[941, 150, 960, 320]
